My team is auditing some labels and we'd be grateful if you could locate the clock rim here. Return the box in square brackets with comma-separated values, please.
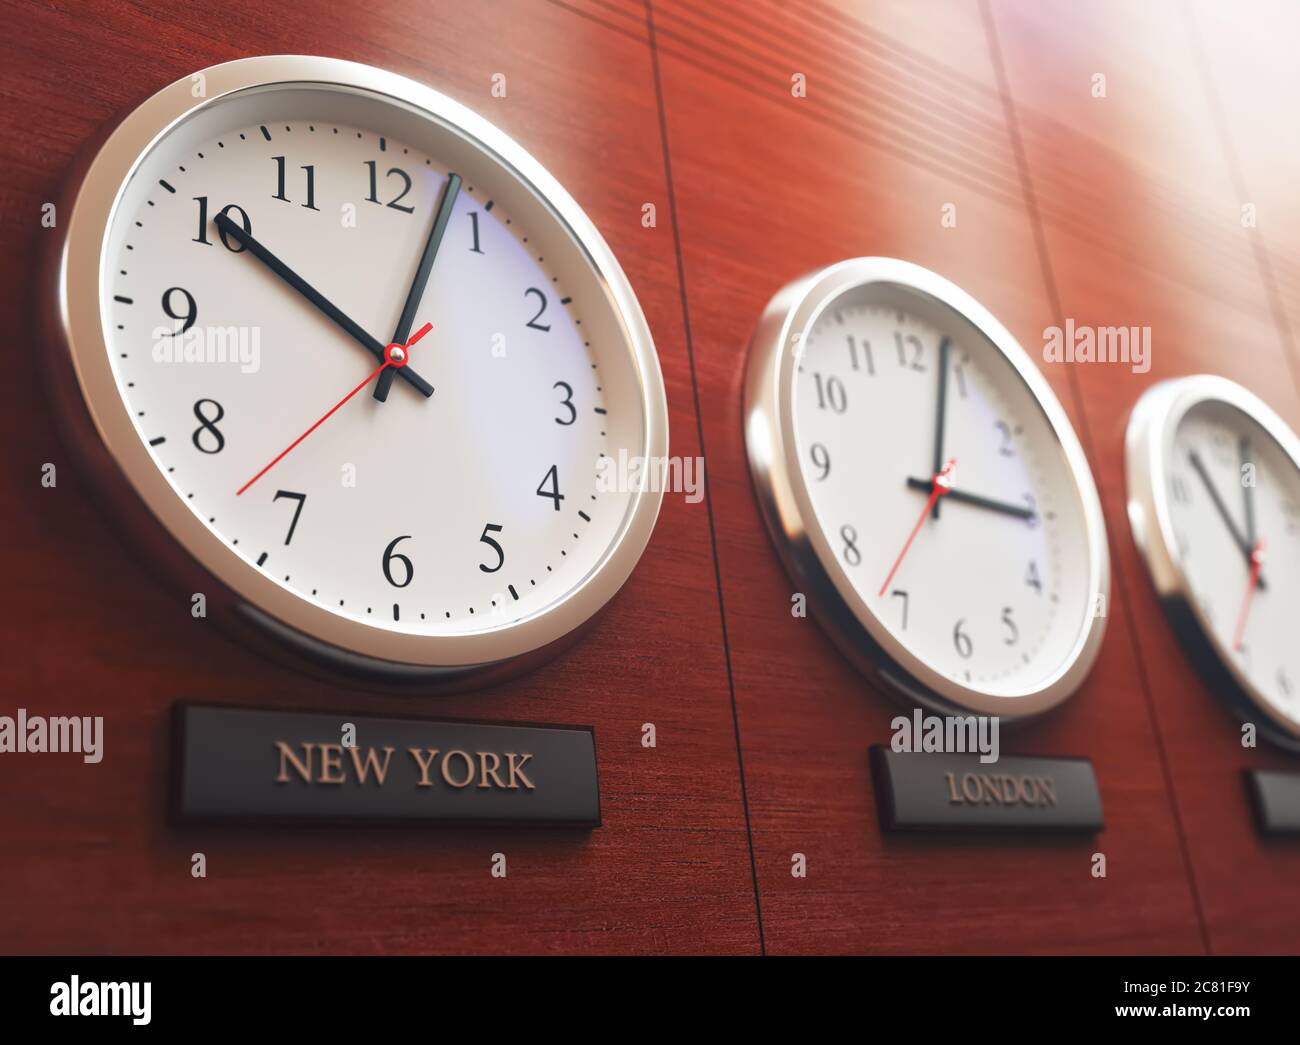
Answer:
[42, 54, 668, 677]
[743, 256, 1111, 719]
[1126, 374, 1300, 749]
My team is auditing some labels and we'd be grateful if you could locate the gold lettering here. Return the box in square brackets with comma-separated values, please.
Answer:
[348, 746, 395, 786]
[477, 751, 507, 789]
[1038, 775, 1058, 807]
[983, 776, 1004, 804]
[945, 771, 961, 804]
[275, 741, 314, 784]
[441, 749, 475, 788]
[408, 747, 440, 787]
[1020, 775, 1041, 805]
[960, 773, 982, 803]
[505, 752, 535, 790]
[317, 743, 345, 785]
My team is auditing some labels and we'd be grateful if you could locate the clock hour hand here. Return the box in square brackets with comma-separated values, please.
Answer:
[904, 476, 1036, 520]
[214, 213, 434, 398]
[375, 172, 461, 402]
[1188, 449, 1266, 590]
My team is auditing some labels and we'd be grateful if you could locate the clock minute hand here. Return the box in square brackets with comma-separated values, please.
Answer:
[1187, 449, 1266, 590]
[1240, 436, 1257, 547]
[374, 172, 462, 402]
[214, 213, 434, 398]
[929, 336, 951, 519]
[904, 477, 1036, 520]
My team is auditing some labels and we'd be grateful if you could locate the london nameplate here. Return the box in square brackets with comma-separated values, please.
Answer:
[869, 747, 1104, 832]
[172, 704, 600, 827]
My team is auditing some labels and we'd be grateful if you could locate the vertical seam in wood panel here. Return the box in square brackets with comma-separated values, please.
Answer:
[644, 0, 766, 954]
[978, 0, 1212, 956]
[1180, 3, 1300, 405]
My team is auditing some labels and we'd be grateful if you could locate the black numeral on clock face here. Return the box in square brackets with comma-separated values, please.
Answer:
[191, 398, 225, 454]
[382, 535, 414, 588]
[478, 524, 505, 573]
[525, 288, 551, 332]
[363, 161, 414, 213]
[537, 465, 564, 510]
[163, 286, 197, 335]
[272, 157, 319, 210]
[809, 442, 831, 480]
[273, 490, 306, 545]
[893, 331, 925, 372]
[846, 335, 874, 375]
[953, 618, 973, 659]
[891, 589, 909, 629]
[553, 381, 576, 425]
[841, 524, 861, 566]
[192, 198, 251, 251]
[813, 373, 847, 413]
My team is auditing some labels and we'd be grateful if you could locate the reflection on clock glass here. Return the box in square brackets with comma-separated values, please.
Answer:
[792, 288, 1092, 695]
[101, 85, 644, 637]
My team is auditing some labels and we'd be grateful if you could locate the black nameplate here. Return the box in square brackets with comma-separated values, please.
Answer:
[869, 747, 1104, 832]
[172, 704, 600, 828]
[1245, 769, 1300, 835]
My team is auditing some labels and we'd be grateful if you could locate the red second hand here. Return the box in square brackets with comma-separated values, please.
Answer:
[236, 322, 432, 496]
[1232, 537, 1265, 652]
[878, 459, 955, 597]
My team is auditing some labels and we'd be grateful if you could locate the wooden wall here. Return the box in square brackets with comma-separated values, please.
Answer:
[0, 0, 1296, 953]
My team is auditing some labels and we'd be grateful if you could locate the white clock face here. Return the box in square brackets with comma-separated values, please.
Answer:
[792, 291, 1095, 703]
[1165, 400, 1300, 715]
[58, 61, 666, 673]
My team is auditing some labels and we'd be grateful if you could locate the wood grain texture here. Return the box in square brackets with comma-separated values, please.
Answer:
[0, 0, 758, 955]
[990, 0, 1300, 955]
[653, 0, 1202, 955]
[0, 0, 1296, 954]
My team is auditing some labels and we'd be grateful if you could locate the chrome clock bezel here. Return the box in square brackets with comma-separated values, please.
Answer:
[743, 257, 1110, 719]
[1126, 374, 1300, 749]
[42, 55, 668, 682]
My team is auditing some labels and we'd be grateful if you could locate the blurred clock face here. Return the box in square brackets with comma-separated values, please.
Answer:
[745, 259, 1108, 720]
[1165, 399, 1300, 713]
[792, 290, 1095, 701]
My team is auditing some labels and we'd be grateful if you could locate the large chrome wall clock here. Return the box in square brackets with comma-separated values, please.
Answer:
[1127, 376, 1300, 749]
[43, 56, 668, 682]
[744, 258, 1109, 719]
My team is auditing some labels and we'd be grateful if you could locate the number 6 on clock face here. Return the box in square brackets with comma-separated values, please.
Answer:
[744, 258, 1110, 719]
[44, 56, 668, 682]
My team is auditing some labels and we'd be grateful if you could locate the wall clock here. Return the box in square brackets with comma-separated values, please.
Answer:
[744, 258, 1109, 719]
[43, 55, 668, 683]
[1127, 375, 1300, 749]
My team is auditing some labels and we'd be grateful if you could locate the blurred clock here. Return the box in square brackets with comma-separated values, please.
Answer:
[1127, 375, 1300, 749]
[744, 258, 1109, 719]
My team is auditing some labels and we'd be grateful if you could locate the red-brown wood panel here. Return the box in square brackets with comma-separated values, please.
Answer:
[654, 0, 1202, 953]
[0, 0, 759, 955]
[1, 0, 1296, 954]
[991, 0, 1300, 954]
